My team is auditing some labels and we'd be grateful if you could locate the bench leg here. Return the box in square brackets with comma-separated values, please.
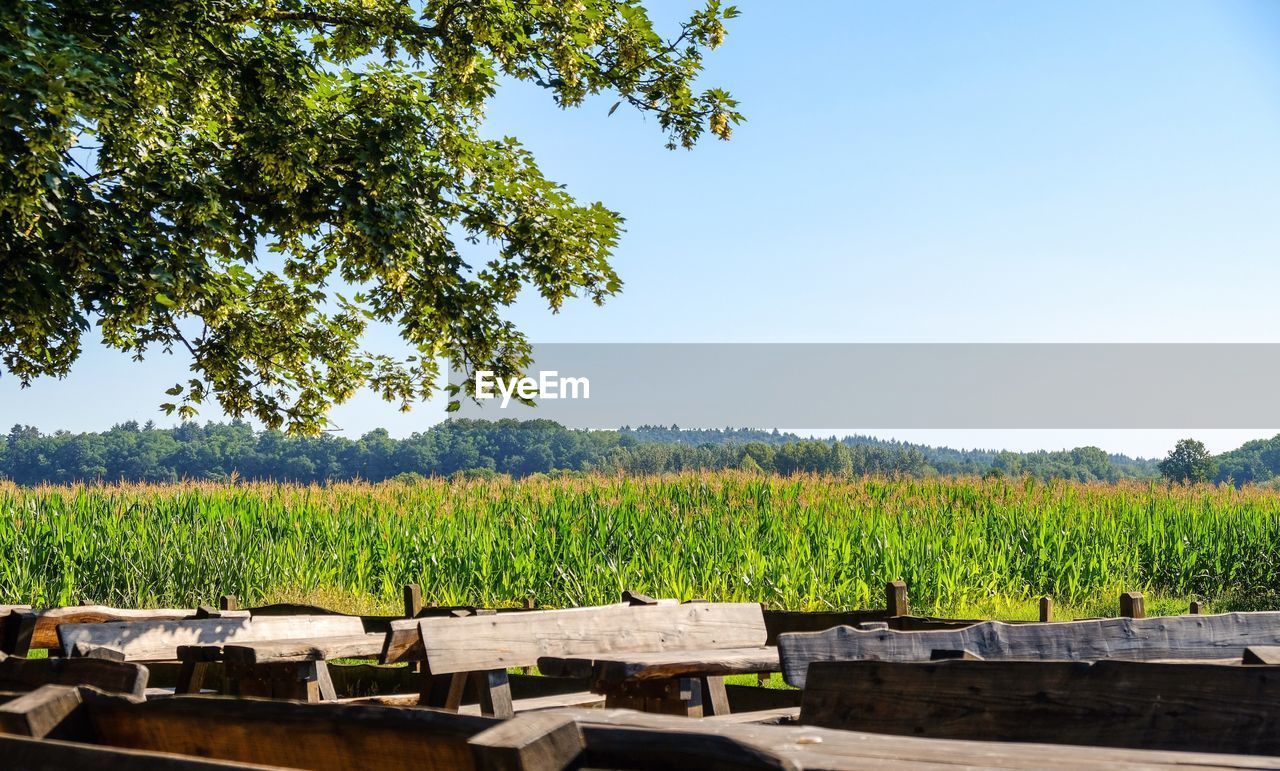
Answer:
[420, 672, 467, 711]
[702, 675, 730, 717]
[471, 669, 514, 719]
[293, 661, 337, 702]
[175, 661, 210, 694]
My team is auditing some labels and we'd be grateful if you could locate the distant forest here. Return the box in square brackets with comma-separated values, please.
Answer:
[2, 419, 1231, 485]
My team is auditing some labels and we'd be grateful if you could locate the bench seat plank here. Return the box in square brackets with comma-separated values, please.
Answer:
[8, 608, 194, 654]
[417, 602, 767, 674]
[60, 615, 367, 662]
[220, 634, 386, 666]
[538, 645, 779, 688]
[543, 707, 1280, 770]
[458, 690, 606, 715]
[780, 611, 1280, 687]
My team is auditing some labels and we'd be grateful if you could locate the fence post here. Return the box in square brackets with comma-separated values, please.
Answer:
[218, 594, 237, 612]
[1119, 591, 1145, 619]
[403, 584, 423, 619]
[1189, 600, 1202, 615]
[1038, 596, 1053, 623]
[886, 580, 909, 617]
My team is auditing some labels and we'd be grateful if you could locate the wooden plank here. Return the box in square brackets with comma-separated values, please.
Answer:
[703, 706, 800, 725]
[553, 707, 1280, 770]
[458, 691, 606, 715]
[73, 643, 127, 661]
[381, 608, 504, 664]
[468, 712, 584, 771]
[1243, 645, 1280, 664]
[420, 602, 767, 674]
[221, 633, 386, 666]
[762, 609, 888, 646]
[0, 733, 283, 771]
[8, 607, 194, 654]
[799, 658, 1280, 756]
[83, 690, 499, 771]
[0, 684, 85, 738]
[538, 646, 778, 689]
[60, 615, 366, 661]
[382, 618, 426, 664]
[0, 655, 147, 697]
[779, 611, 1280, 687]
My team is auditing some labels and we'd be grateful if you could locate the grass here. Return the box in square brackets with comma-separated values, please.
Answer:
[1, 473, 1278, 615]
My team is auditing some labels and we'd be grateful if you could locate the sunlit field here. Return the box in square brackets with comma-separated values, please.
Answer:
[2, 474, 1278, 617]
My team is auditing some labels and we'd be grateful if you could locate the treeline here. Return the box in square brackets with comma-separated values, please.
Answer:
[1214, 435, 1280, 486]
[0, 419, 1165, 485]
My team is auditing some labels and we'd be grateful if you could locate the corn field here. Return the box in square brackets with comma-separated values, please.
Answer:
[1, 474, 1278, 613]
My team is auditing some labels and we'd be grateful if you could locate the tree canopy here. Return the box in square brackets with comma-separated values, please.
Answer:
[1, 0, 742, 433]
[1158, 438, 1218, 484]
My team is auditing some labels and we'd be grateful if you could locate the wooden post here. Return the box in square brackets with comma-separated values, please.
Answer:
[1119, 591, 1145, 619]
[402, 584, 423, 619]
[218, 595, 237, 612]
[1038, 596, 1053, 623]
[1189, 600, 1202, 615]
[886, 581, 909, 617]
[403, 584, 425, 676]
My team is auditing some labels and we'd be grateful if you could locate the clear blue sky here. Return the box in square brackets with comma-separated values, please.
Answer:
[5, 0, 1280, 456]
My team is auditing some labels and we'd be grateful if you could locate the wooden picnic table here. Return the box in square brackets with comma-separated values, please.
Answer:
[537, 644, 779, 717]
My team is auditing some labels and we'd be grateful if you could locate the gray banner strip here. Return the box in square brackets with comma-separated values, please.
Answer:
[448, 344, 1280, 429]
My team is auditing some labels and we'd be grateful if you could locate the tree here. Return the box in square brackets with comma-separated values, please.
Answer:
[1, 0, 742, 434]
[1159, 438, 1218, 484]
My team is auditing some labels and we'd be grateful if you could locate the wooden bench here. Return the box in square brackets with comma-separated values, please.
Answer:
[60, 614, 368, 700]
[385, 601, 769, 718]
[0, 651, 147, 697]
[778, 611, 1280, 687]
[796, 658, 1280, 756]
[187, 632, 387, 701]
[2, 606, 197, 657]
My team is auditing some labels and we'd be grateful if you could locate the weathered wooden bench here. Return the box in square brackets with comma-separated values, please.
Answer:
[778, 610, 1280, 687]
[0, 651, 148, 698]
[2, 606, 197, 657]
[8, 686, 1280, 770]
[184, 632, 387, 701]
[385, 600, 770, 718]
[795, 657, 1280, 756]
[60, 614, 368, 700]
